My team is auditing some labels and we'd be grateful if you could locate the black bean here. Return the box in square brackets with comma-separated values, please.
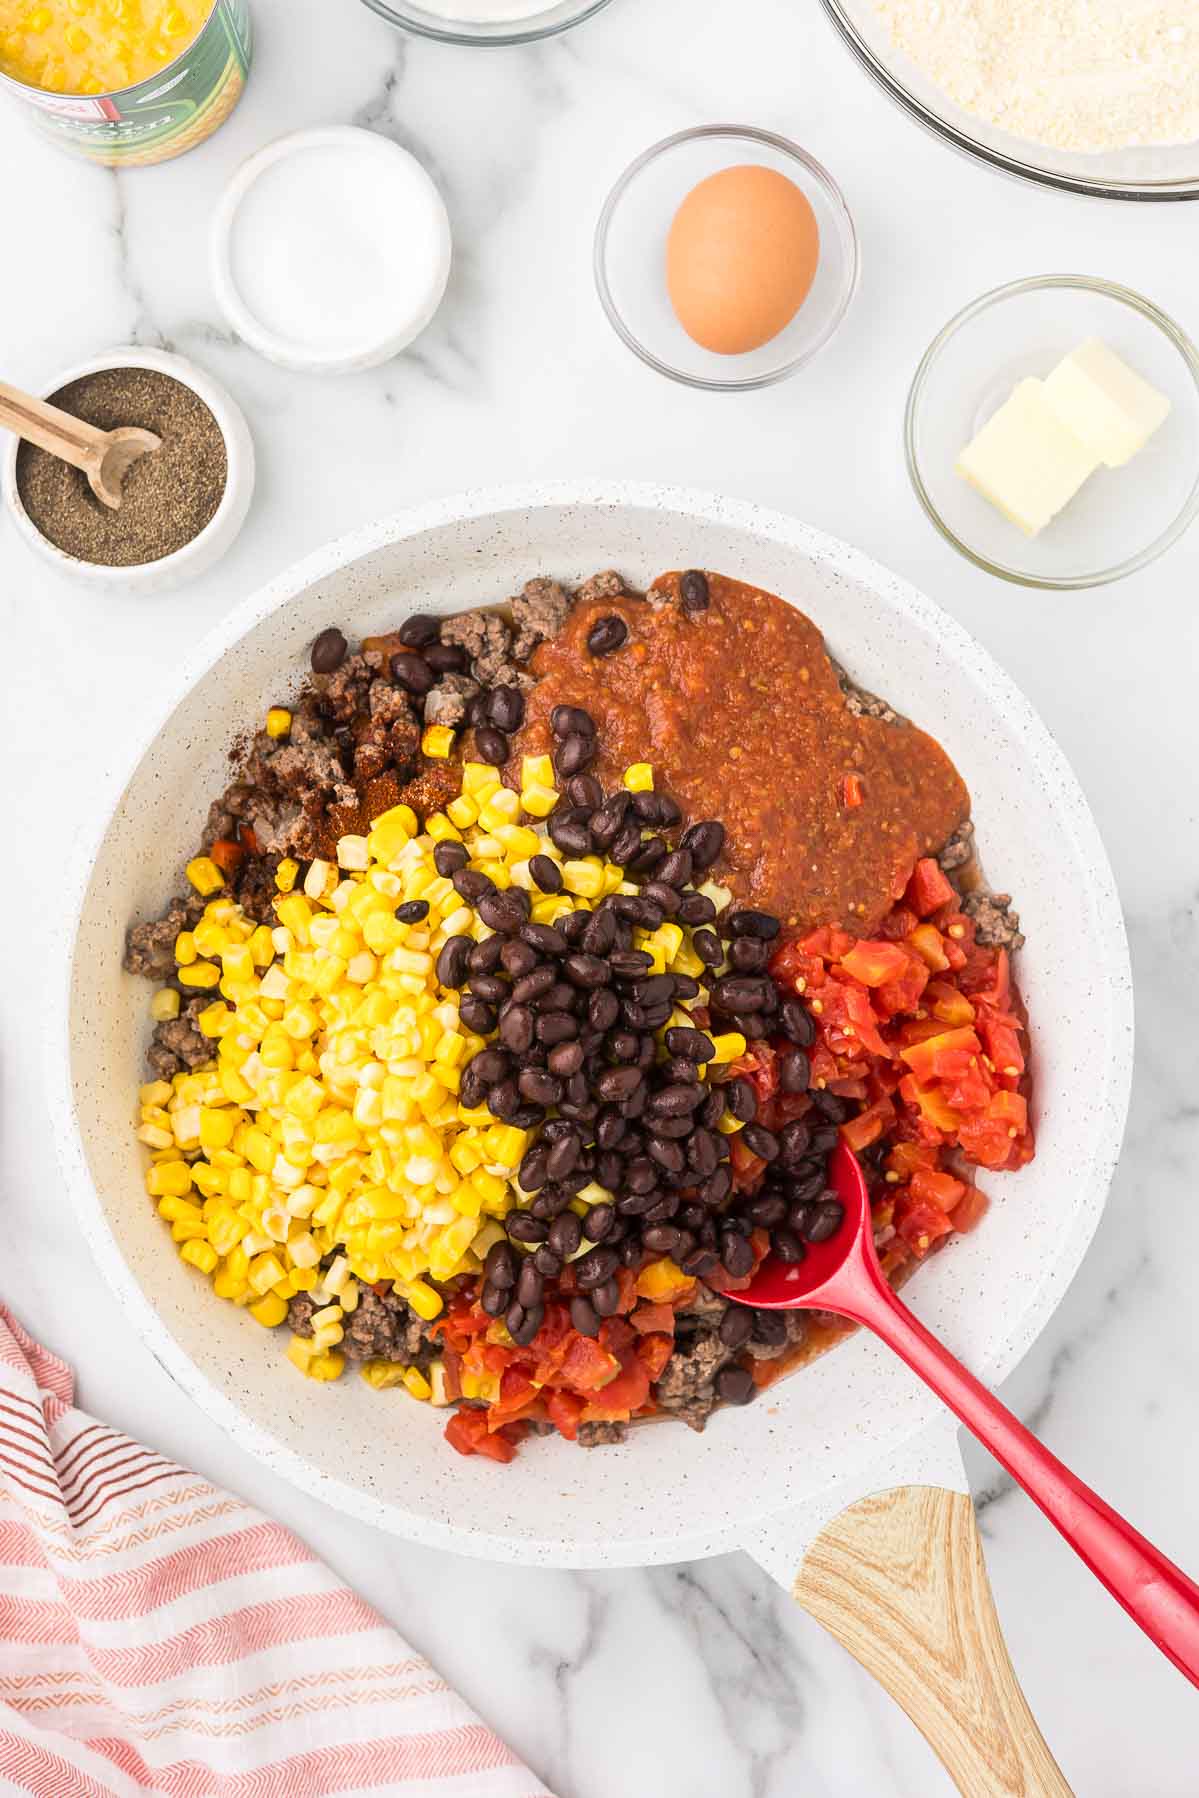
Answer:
[515, 923, 562, 960]
[788, 1169, 827, 1204]
[625, 837, 666, 877]
[518, 1142, 550, 1191]
[480, 1279, 508, 1317]
[570, 1295, 600, 1337]
[544, 1134, 580, 1183]
[466, 691, 490, 728]
[528, 854, 563, 894]
[575, 1246, 620, 1290]
[543, 1211, 580, 1260]
[551, 704, 595, 739]
[397, 613, 439, 649]
[780, 997, 815, 1047]
[588, 989, 620, 1032]
[681, 820, 725, 872]
[459, 996, 496, 1035]
[310, 626, 347, 673]
[810, 1125, 840, 1155]
[777, 1050, 809, 1094]
[434, 840, 469, 878]
[477, 889, 530, 934]
[391, 900, 427, 927]
[692, 929, 724, 968]
[716, 1365, 754, 1405]
[578, 911, 614, 958]
[474, 725, 508, 766]
[712, 974, 775, 1013]
[452, 868, 493, 904]
[390, 652, 435, 695]
[637, 882, 677, 918]
[436, 935, 472, 989]
[663, 1026, 712, 1063]
[610, 949, 653, 978]
[609, 821, 642, 865]
[724, 1078, 757, 1123]
[702, 1086, 726, 1130]
[771, 1228, 805, 1263]
[719, 1307, 754, 1349]
[548, 1040, 584, 1077]
[664, 1055, 701, 1084]
[496, 941, 533, 980]
[507, 1301, 543, 1346]
[682, 1248, 720, 1279]
[642, 1224, 682, 1255]
[729, 936, 769, 973]
[591, 1277, 623, 1316]
[649, 1083, 705, 1119]
[533, 1246, 563, 1278]
[459, 1062, 488, 1110]
[646, 1136, 685, 1174]
[513, 1103, 546, 1130]
[658, 848, 693, 887]
[587, 614, 628, 656]
[533, 980, 576, 1014]
[548, 812, 592, 857]
[679, 569, 710, 613]
[467, 978, 506, 1006]
[487, 685, 525, 732]
[507, 1212, 550, 1245]
[687, 1129, 719, 1178]
[512, 966, 556, 1003]
[498, 1004, 534, 1054]
[556, 732, 598, 780]
[814, 1089, 853, 1124]
[516, 1260, 544, 1310]
[566, 773, 604, 809]
[469, 1047, 508, 1086]
[586, 1203, 618, 1243]
[484, 1240, 518, 1288]
[720, 1231, 755, 1279]
[519, 1069, 563, 1106]
[804, 1201, 845, 1243]
[595, 1066, 642, 1102]
[742, 1123, 780, 1162]
[633, 974, 675, 1008]
[559, 952, 606, 989]
[746, 1193, 788, 1228]
[425, 641, 467, 673]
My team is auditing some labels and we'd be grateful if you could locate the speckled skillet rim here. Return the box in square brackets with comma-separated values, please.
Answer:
[48, 482, 1133, 1567]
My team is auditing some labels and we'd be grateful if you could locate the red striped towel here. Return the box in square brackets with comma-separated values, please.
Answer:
[0, 1308, 554, 1797]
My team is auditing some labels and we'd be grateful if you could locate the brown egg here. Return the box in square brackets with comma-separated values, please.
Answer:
[666, 164, 820, 356]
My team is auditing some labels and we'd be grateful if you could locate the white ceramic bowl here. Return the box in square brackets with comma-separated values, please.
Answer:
[51, 484, 1132, 1570]
[2, 347, 254, 594]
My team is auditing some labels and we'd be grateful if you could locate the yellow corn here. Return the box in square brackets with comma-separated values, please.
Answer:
[186, 856, 225, 897]
[623, 763, 654, 793]
[709, 1031, 748, 1064]
[421, 725, 455, 759]
[178, 961, 220, 989]
[179, 1240, 218, 1275]
[266, 707, 292, 739]
[249, 1292, 288, 1327]
[150, 988, 181, 1022]
[359, 1359, 407, 1390]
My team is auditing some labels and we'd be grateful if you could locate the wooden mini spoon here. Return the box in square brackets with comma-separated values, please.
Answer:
[721, 1141, 1199, 1687]
[0, 377, 160, 510]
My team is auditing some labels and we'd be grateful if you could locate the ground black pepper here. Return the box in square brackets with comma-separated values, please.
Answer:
[15, 367, 228, 567]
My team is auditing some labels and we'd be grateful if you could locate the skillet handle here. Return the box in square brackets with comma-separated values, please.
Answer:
[794, 1484, 1072, 1798]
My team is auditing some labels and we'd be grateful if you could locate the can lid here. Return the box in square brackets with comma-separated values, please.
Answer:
[210, 126, 452, 374]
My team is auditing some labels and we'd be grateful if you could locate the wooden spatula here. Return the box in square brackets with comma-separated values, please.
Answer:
[0, 377, 160, 510]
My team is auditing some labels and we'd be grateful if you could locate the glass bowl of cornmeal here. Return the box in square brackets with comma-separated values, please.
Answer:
[906, 275, 1199, 589]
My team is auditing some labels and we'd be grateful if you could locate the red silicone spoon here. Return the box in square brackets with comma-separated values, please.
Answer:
[720, 1141, 1199, 1686]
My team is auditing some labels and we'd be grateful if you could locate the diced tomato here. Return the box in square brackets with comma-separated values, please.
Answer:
[441, 1347, 463, 1404]
[209, 837, 245, 876]
[886, 1139, 940, 1180]
[909, 1167, 967, 1213]
[905, 857, 954, 918]
[236, 823, 260, 855]
[579, 1352, 650, 1422]
[949, 1185, 990, 1232]
[907, 923, 951, 972]
[729, 1041, 779, 1108]
[728, 1133, 766, 1189]
[873, 955, 930, 1020]
[840, 1094, 895, 1153]
[445, 1408, 518, 1463]
[487, 1366, 540, 1429]
[894, 1196, 955, 1257]
[598, 1317, 637, 1357]
[878, 905, 920, 942]
[838, 941, 911, 988]
[988, 1089, 1028, 1131]
[635, 1332, 675, 1382]
[546, 1389, 585, 1442]
[979, 1013, 1025, 1081]
[842, 772, 864, 809]
[560, 1336, 621, 1394]
[635, 1259, 694, 1304]
[899, 1073, 959, 1137]
[614, 1265, 640, 1314]
[899, 1026, 981, 1084]
[923, 979, 975, 1027]
[630, 1301, 676, 1336]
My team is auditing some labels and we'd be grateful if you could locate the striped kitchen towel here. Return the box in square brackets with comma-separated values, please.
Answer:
[0, 1307, 554, 1797]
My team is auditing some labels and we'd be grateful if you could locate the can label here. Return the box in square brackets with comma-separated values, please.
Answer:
[1, 0, 252, 166]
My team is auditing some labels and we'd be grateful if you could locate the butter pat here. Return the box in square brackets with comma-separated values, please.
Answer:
[956, 378, 1099, 538]
[1042, 337, 1170, 468]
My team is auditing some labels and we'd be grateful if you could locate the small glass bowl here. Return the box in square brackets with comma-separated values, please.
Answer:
[906, 276, 1199, 589]
[358, 0, 613, 46]
[594, 125, 858, 392]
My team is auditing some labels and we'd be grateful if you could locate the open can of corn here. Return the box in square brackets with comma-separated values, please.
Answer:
[0, 0, 251, 166]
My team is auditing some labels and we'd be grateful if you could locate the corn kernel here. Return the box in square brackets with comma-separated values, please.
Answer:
[274, 858, 299, 895]
[249, 1292, 288, 1327]
[404, 1279, 444, 1321]
[174, 930, 198, 966]
[520, 782, 559, 818]
[266, 707, 292, 739]
[623, 763, 654, 793]
[179, 1240, 218, 1275]
[186, 856, 225, 897]
[149, 987, 181, 1023]
[402, 1366, 432, 1401]
[709, 1031, 748, 1064]
[178, 961, 220, 990]
[359, 1359, 407, 1390]
[422, 725, 455, 760]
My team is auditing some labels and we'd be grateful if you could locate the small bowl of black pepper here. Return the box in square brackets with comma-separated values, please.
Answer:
[3, 347, 254, 593]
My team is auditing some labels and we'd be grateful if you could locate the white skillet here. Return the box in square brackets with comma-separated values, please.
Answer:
[51, 485, 1132, 1794]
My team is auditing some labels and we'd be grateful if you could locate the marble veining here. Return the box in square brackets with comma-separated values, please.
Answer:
[2, 0, 1197, 1792]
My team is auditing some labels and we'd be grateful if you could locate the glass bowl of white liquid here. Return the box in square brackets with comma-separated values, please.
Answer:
[359, 0, 614, 46]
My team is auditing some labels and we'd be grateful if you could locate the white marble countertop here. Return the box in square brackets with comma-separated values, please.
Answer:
[3, 1, 1197, 1791]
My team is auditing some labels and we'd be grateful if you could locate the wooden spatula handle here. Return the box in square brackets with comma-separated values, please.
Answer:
[795, 1485, 1073, 1798]
[0, 378, 109, 475]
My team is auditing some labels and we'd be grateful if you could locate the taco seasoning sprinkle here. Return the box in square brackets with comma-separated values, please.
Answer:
[15, 366, 227, 567]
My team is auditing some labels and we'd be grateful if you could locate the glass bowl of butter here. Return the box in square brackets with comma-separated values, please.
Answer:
[906, 275, 1199, 589]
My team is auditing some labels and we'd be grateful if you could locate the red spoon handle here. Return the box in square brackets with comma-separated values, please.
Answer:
[841, 1254, 1199, 1687]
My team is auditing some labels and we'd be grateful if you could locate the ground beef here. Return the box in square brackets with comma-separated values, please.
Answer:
[576, 570, 627, 605]
[231, 851, 282, 926]
[830, 657, 901, 726]
[124, 891, 205, 980]
[315, 654, 375, 725]
[352, 682, 422, 785]
[146, 997, 211, 1080]
[963, 889, 1024, 951]
[441, 610, 523, 689]
[679, 1282, 729, 1325]
[577, 1421, 628, 1447]
[343, 1288, 435, 1363]
[510, 577, 572, 662]
[653, 1328, 734, 1432]
[938, 819, 975, 873]
[424, 672, 480, 728]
